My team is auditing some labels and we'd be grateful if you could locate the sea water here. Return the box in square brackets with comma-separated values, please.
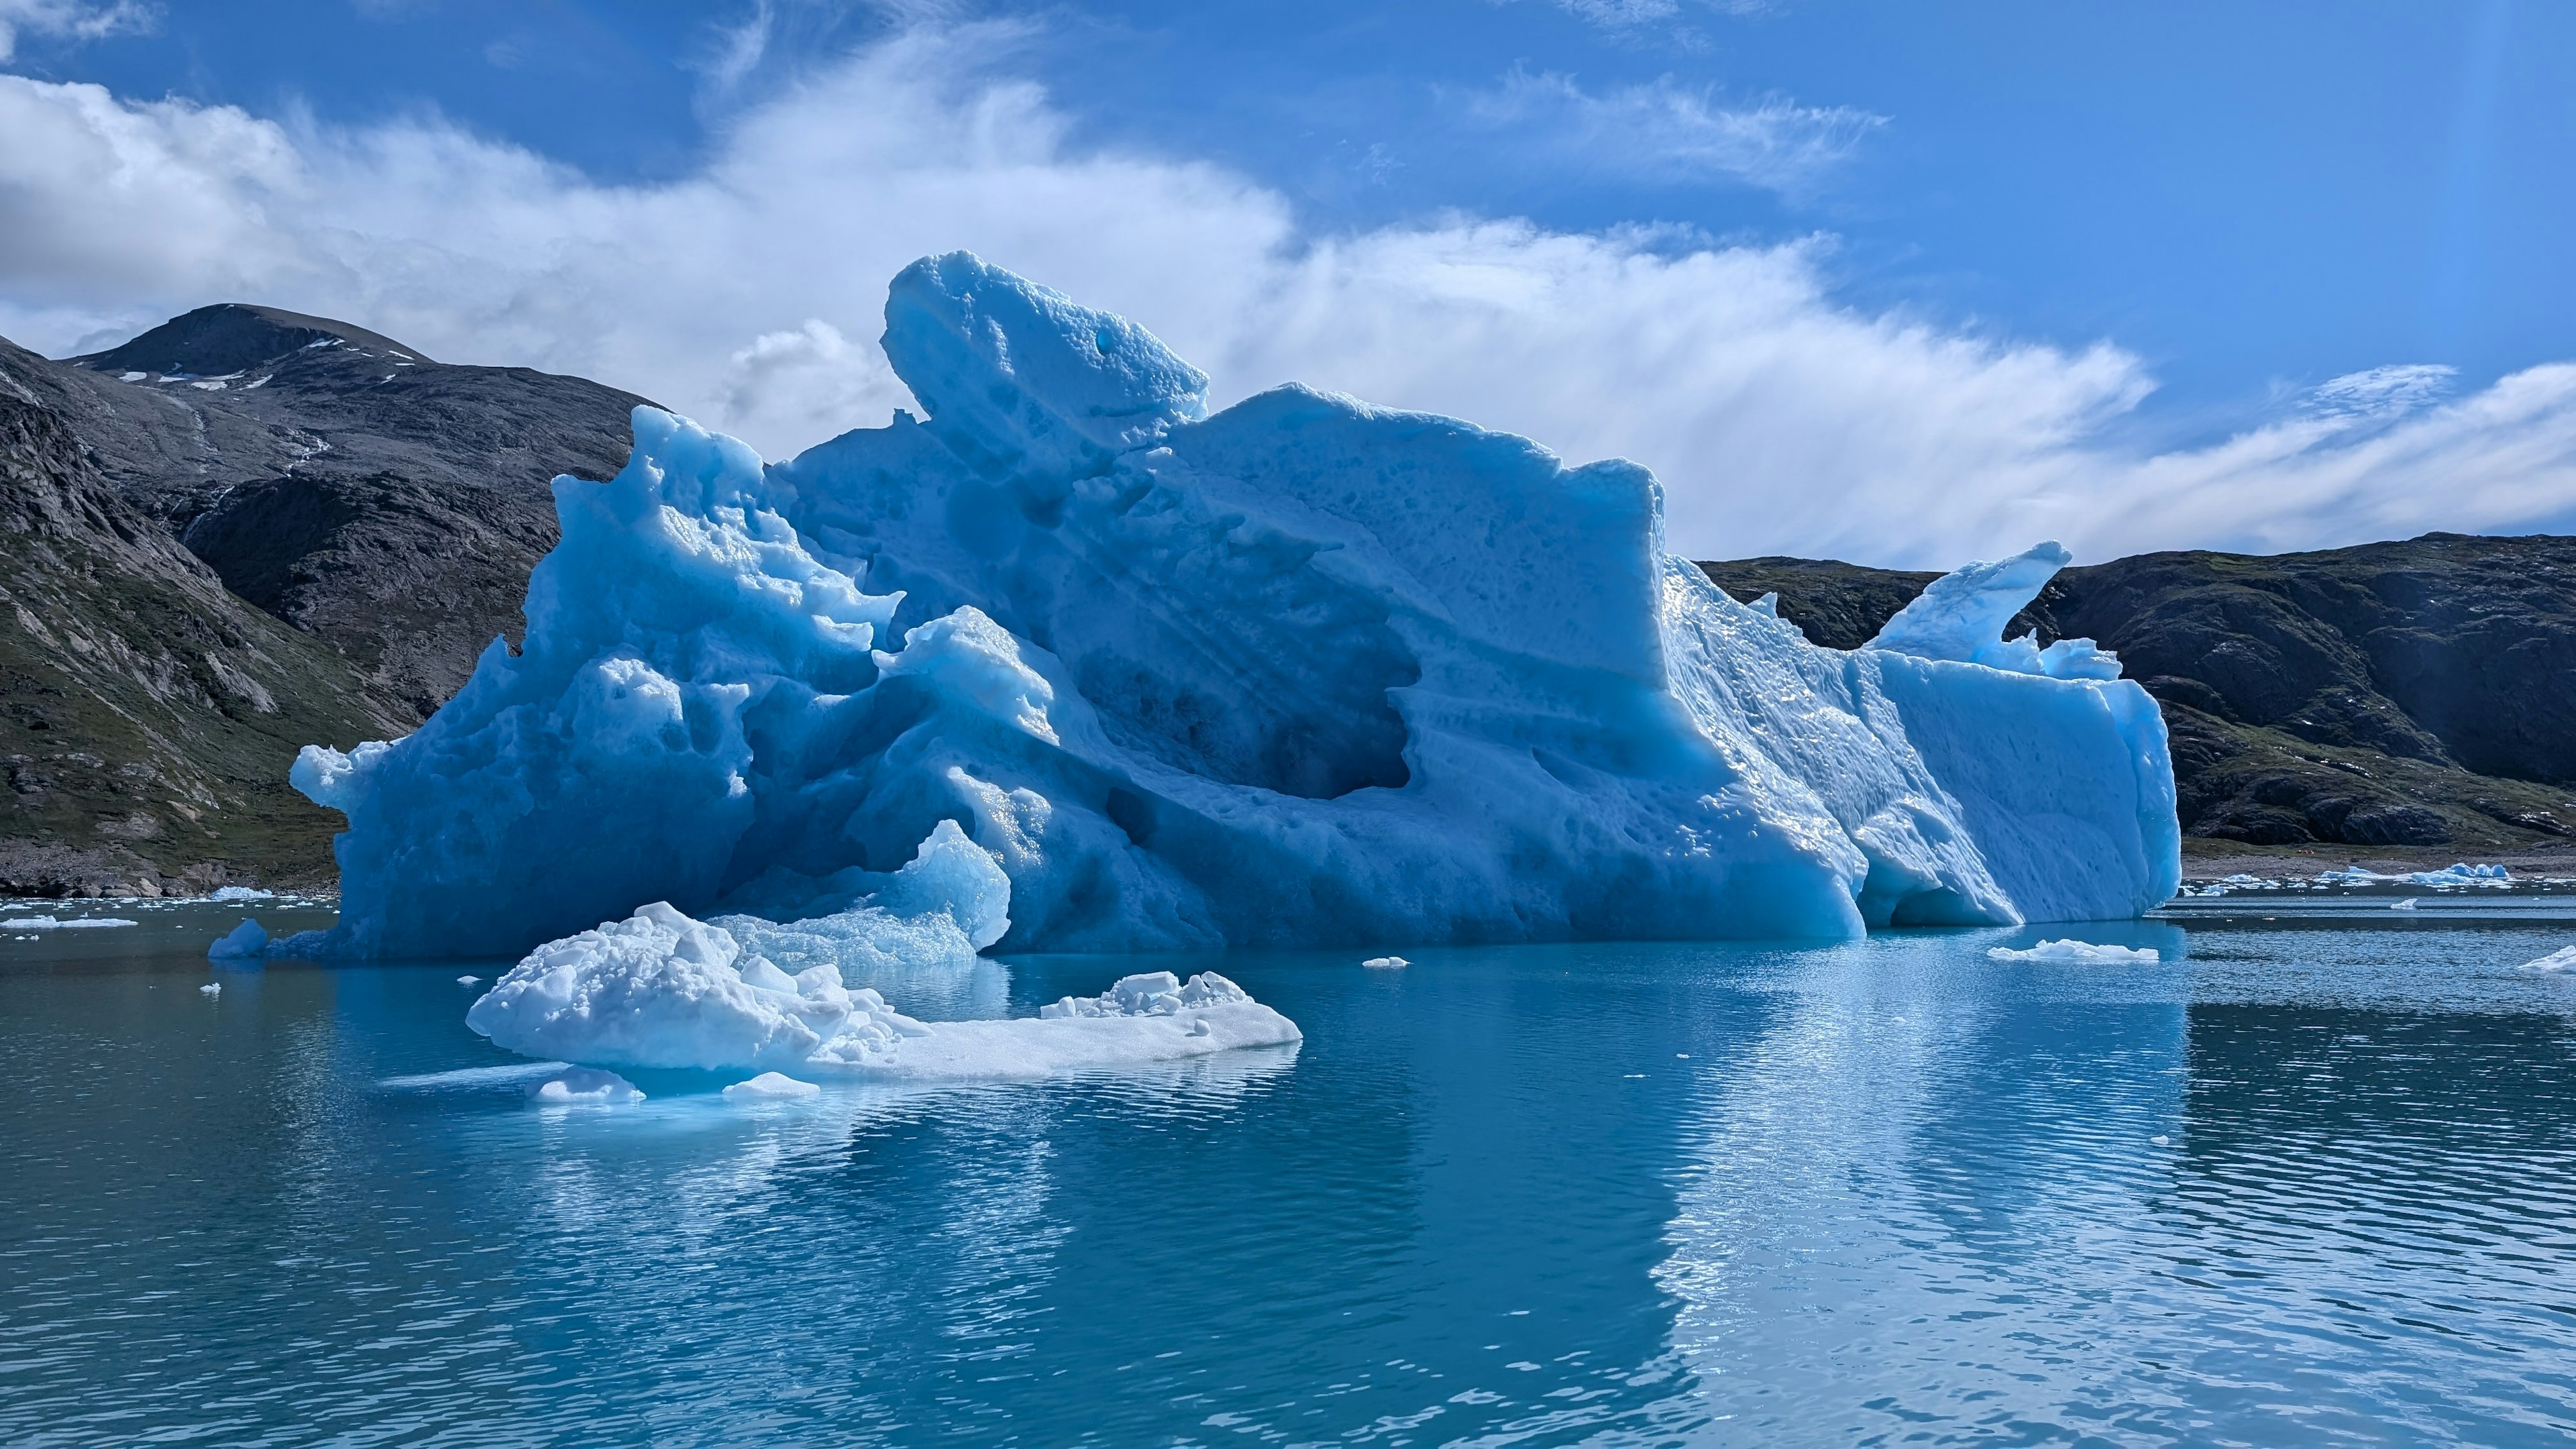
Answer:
[3, 899, 2573, 1445]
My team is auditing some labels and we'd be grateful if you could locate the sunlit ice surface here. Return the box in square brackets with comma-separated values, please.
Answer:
[3, 898, 2573, 1444]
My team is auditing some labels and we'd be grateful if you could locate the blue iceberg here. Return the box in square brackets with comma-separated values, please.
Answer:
[289, 252, 2178, 961]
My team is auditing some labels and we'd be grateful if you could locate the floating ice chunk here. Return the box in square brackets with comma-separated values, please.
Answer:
[199, 982, 221, 997]
[529, 1067, 644, 1104]
[209, 885, 273, 902]
[17, 915, 139, 930]
[1361, 956, 1409, 969]
[724, 1072, 822, 1100]
[2521, 946, 2576, 973]
[208, 918, 268, 960]
[1987, 939, 2162, 964]
[458, 975, 482, 985]
[472, 897, 1297, 1079]
[2392, 898, 2418, 911]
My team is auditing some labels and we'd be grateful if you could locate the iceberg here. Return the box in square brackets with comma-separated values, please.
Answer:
[283, 252, 2178, 960]
[724, 1072, 822, 1100]
[2523, 946, 2576, 973]
[208, 918, 267, 961]
[528, 1067, 645, 1104]
[466, 898, 1299, 1078]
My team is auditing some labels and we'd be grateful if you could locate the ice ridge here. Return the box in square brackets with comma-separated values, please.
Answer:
[284, 250, 2180, 959]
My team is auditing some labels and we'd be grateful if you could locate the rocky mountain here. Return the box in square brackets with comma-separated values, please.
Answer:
[1703, 539, 2576, 853]
[0, 308, 648, 893]
[25, 305, 649, 718]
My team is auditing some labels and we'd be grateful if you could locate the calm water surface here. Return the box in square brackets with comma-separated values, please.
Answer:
[4, 900, 2575, 1445]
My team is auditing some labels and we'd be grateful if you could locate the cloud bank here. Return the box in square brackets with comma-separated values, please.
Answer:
[1, 27, 2571, 567]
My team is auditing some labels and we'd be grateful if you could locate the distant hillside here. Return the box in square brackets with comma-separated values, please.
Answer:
[1703, 538, 2576, 853]
[0, 307, 649, 893]
[34, 304, 650, 718]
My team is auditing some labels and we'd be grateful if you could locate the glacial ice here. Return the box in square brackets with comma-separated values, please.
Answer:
[2318, 863, 2512, 890]
[529, 1067, 645, 1104]
[466, 896, 1299, 1077]
[2523, 946, 2576, 973]
[1986, 939, 2162, 964]
[13, 915, 138, 930]
[1362, 957, 1409, 969]
[283, 251, 2179, 961]
[724, 1072, 822, 1100]
[208, 918, 267, 960]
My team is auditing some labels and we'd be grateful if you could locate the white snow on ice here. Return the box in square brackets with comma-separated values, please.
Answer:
[1987, 939, 2162, 964]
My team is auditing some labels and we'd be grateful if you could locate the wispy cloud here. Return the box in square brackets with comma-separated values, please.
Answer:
[2303, 364, 2457, 425]
[1456, 68, 1885, 195]
[0, 28, 2569, 569]
[0, 0, 151, 61]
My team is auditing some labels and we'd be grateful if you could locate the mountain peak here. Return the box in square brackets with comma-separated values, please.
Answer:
[70, 304, 430, 377]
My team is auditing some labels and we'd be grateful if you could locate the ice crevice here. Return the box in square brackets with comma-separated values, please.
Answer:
[239, 249, 2178, 1077]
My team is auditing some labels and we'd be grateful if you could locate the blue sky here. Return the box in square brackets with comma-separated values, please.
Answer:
[1, 1, 2571, 562]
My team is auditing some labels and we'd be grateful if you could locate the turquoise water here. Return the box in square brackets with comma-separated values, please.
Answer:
[5, 902, 2575, 1445]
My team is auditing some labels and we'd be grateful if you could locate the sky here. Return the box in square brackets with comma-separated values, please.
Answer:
[0, 0, 2570, 566]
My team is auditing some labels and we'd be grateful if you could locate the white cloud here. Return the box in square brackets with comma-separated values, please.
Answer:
[0, 0, 150, 61]
[1456, 68, 1885, 193]
[1, 28, 2572, 569]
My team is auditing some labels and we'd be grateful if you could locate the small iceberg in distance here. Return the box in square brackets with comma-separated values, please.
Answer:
[1988, 939, 2162, 964]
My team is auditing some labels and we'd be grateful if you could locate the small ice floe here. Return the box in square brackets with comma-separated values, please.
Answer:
[15, 915, 140, 930]
[199, 982, 221, 997]
[468, 901, 1299, 1079]
[2151, 1134, 2170, 1146]
[207, 918, 268, 961]
[2521, 946, 2576, 973]
[527, 1067, 645, 1104]
[457, 975, 482, 986]
[1361, 955, 1409, 969]
[723, 1072, 821, 1101]
[209, 885, 274, 902]
[2392, 898, 2418, 911]
[1988, 939, 2161, 964]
